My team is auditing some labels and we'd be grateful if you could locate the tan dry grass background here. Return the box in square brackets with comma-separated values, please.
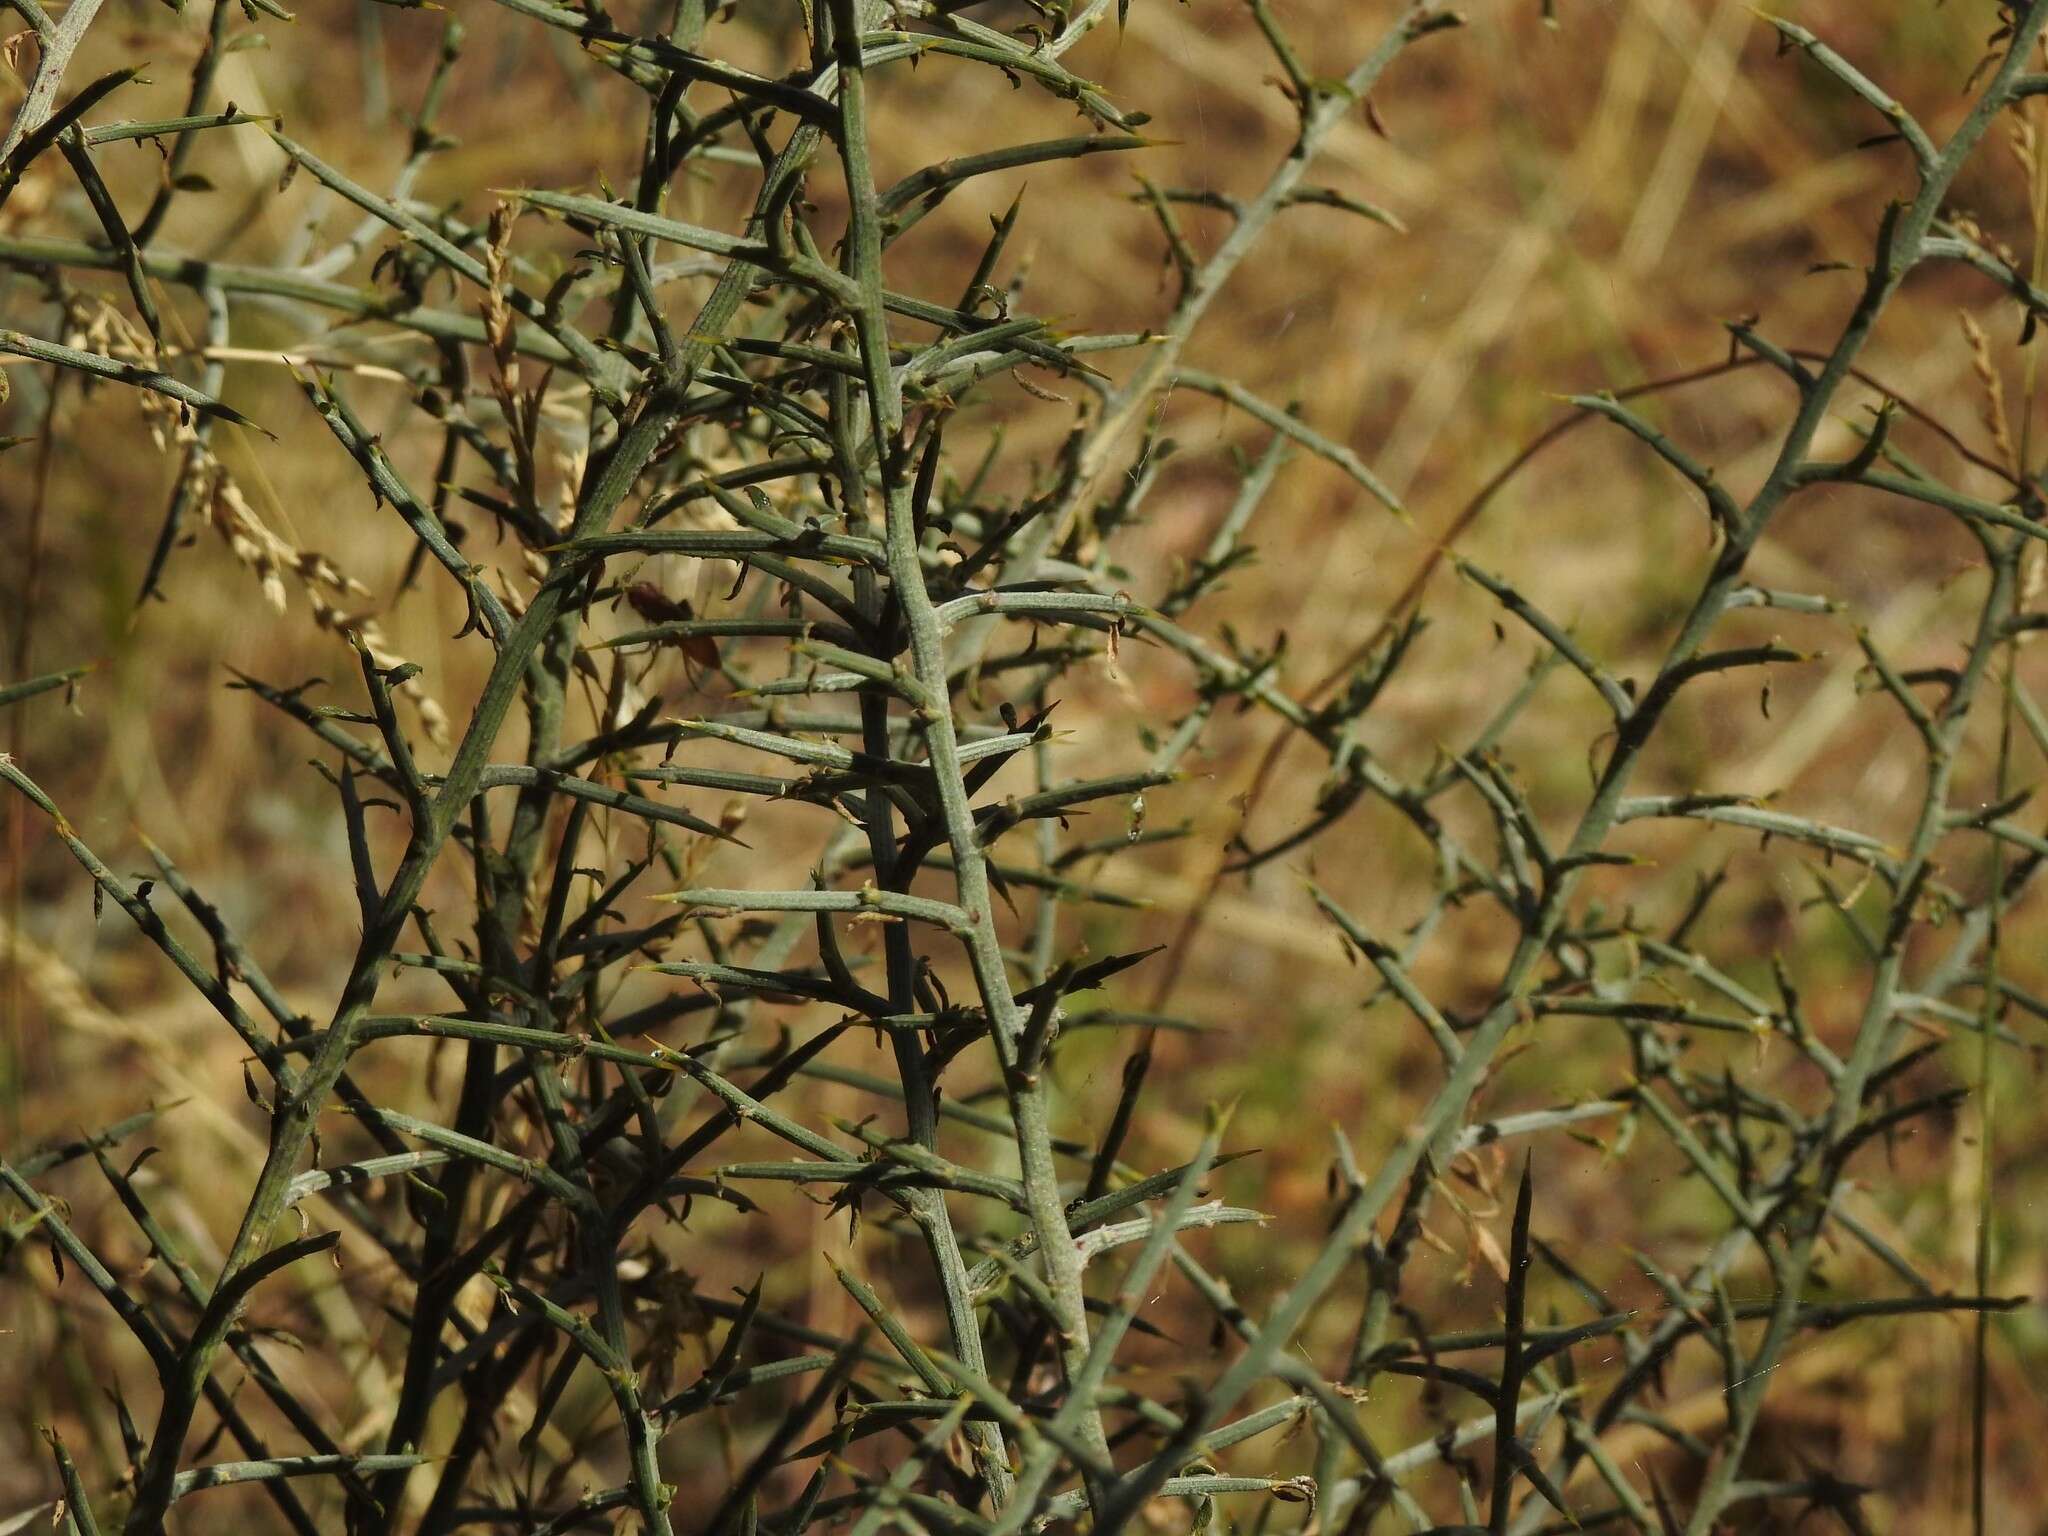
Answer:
[3, 0, 2047, 1529]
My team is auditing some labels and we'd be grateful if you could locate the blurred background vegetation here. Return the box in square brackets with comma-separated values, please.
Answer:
[3, 0, 2044, 1528]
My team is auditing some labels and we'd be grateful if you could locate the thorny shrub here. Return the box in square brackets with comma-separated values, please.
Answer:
[2, 2, 2047, 1534]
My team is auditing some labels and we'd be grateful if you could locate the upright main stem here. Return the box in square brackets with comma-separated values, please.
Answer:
[829, 0, 1113, 1500]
